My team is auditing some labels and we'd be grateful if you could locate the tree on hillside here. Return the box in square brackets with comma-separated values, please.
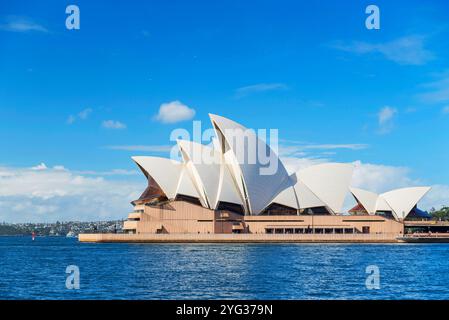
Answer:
[430, 206, 449, 221]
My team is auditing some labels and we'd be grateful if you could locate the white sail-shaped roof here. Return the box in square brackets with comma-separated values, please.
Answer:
[177, 140, 221, 208]
[131, 115, 431, 220]
[350, 187, 378, 215]
[296, 163, 354, 214]
[380, 187, 431, 220]
[176, 167, 202, 200]
[209, 114, 290, 214]
[293, 179, 326, 209]
[350, 186, 431, 220]
[216, 163, 244, 208]
[375, 196, 394, 212]
[185, 161, 210, 206]
[270, 184, 300, 209]
[132, 156, 182, 199]
[222, 149, 249, 212]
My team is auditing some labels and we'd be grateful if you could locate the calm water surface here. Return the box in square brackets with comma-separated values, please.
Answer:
[1, 236, 449, 300]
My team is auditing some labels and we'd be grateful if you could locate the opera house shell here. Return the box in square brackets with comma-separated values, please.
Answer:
[123, 114, 431, 236]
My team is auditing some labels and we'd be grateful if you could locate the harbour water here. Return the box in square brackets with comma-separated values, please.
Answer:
[1, 236, 449, 300]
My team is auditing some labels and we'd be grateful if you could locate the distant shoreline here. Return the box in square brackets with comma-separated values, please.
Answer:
[0, 220, 123, 236]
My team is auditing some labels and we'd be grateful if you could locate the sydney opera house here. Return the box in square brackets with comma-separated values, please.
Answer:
[120, 114, 432, 238]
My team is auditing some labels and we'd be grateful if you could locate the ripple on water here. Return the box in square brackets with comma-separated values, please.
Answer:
[1, 237, 449, 299]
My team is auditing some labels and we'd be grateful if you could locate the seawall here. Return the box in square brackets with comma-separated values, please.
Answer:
[78, 233, 401, 243]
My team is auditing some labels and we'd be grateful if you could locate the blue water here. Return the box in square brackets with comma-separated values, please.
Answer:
[1, 236, 449, 300]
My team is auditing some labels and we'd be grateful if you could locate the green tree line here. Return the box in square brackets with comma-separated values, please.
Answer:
[430, 206, 449, 220]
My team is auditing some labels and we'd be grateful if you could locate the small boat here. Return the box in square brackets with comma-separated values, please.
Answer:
[66, 231, 76, 238]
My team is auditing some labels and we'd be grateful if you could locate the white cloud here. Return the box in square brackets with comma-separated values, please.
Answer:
[331, 35, 434, 65]
[278, 142, 368, 158]
[442, 106, 449, 114]
[78, 108, 92, 119]
[419, 71, 449, 104]
[0, 159, 447, 222]
[378, 106, 397, 124]
[75, 169, 139, 176]
[106, 145, 173, 152]
[284, 157, 446, 211]
[235, 83, 288, 98]
[351, 160, 415, 193]
[278, 146, 308, 158]
[280, 157, 329, 174]
[102, 120, 126, 129]
[154, 101, 195, 124]
[67, 108, 93, 124]
[11, 202, 58, 215]
[420, 185, 449, 211]
[281, 157, 416, 194]
[302, 144, 368, 150]
[67, 115, 76, 124]
[0, 164, 144, 223]
[0, 16, 48, 33]
[353, 162, 449, 212]
[31, 163, 48, 171]
[377, 106, 397, 134]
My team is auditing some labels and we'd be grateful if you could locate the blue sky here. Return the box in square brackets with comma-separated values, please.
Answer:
[1, 0, 449, 222]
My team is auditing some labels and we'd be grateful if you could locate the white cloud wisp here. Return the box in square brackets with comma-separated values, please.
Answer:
[154, 101, 195, 124]
[0, 164, 144, 223]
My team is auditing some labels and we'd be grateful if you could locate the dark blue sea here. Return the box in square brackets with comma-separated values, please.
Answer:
[1, 236, 449, 300]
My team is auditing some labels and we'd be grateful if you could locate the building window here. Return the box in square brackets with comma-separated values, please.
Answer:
[261, 203, 298, 216]
[175, 194, 202, 206]
[304, 206, 331, 215]
[216, 201, 244, 215]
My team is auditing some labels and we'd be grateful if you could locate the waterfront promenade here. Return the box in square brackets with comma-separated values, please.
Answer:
[79, 232, 401, 243]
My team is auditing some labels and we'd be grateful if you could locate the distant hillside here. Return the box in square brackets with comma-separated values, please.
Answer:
[0, 224, 26, 236]
[0, 220, 124, 236]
